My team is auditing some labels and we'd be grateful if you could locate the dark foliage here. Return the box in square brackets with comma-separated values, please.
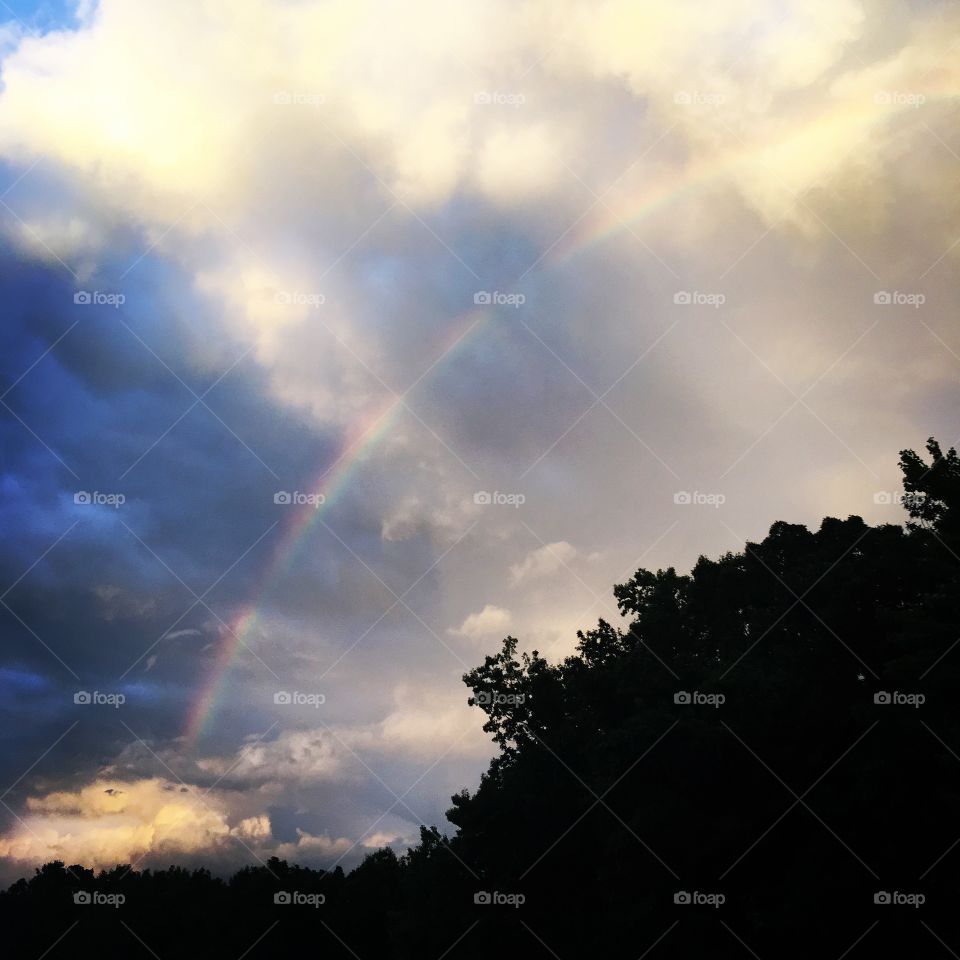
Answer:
[3, 438, 959, 957]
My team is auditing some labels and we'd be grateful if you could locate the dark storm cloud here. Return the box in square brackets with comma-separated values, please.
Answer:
[0, 241, 496, 859]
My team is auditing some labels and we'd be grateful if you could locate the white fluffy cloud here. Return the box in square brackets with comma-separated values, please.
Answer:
[0, 779, 229, 867]
[199, 729, 349, 785]
[509, 540, 599, 584]
[0, 778, 352, 871]
[0, 777, 347, 869]
[448, 604, 512, 641]
[198, 685, 490, 787]
[0, 0, 955, 432]
[0, 0, 895, 225]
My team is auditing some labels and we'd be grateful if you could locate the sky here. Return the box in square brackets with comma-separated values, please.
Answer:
[0, 0, 957, 881]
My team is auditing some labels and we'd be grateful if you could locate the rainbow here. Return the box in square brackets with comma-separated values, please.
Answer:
[183, 308, 488, 744]
[547, 87, 958, 267]
[184, 83, 957, 745]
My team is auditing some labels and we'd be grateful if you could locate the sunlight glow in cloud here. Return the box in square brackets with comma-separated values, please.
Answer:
[0, 778, 351, 870]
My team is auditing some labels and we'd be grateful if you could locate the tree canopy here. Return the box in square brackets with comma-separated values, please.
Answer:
[4, 438, 959, 957]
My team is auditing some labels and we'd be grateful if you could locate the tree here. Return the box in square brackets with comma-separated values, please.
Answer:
[4, 438, 959, 957]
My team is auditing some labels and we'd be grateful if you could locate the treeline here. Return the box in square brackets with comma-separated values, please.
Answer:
[3, 439, 960, 957]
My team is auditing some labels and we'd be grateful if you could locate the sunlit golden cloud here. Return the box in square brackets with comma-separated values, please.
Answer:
[0, 778, 350, 870]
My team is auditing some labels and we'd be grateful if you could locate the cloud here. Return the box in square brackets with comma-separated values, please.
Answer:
[448, 604, 512, 641]
[0, 779, 237, 869]
[0, 0, 956, 466]
[198, 730, 350, 785]
[379, 484, 475, 543]
[92, 583, 158, 622]
[361, 830, 408, 849]
[476, 125, 567, 203]
[0, 778, 353, 871]
[198, 685, 490, 787]
[370, 686, 490, 760]
[509, 540, 598, 584]
[0, 0, 887, 231]
[273, 829, 353, 862]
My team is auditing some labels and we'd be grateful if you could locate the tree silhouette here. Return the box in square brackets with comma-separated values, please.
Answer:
[3, 438, 959, 957]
